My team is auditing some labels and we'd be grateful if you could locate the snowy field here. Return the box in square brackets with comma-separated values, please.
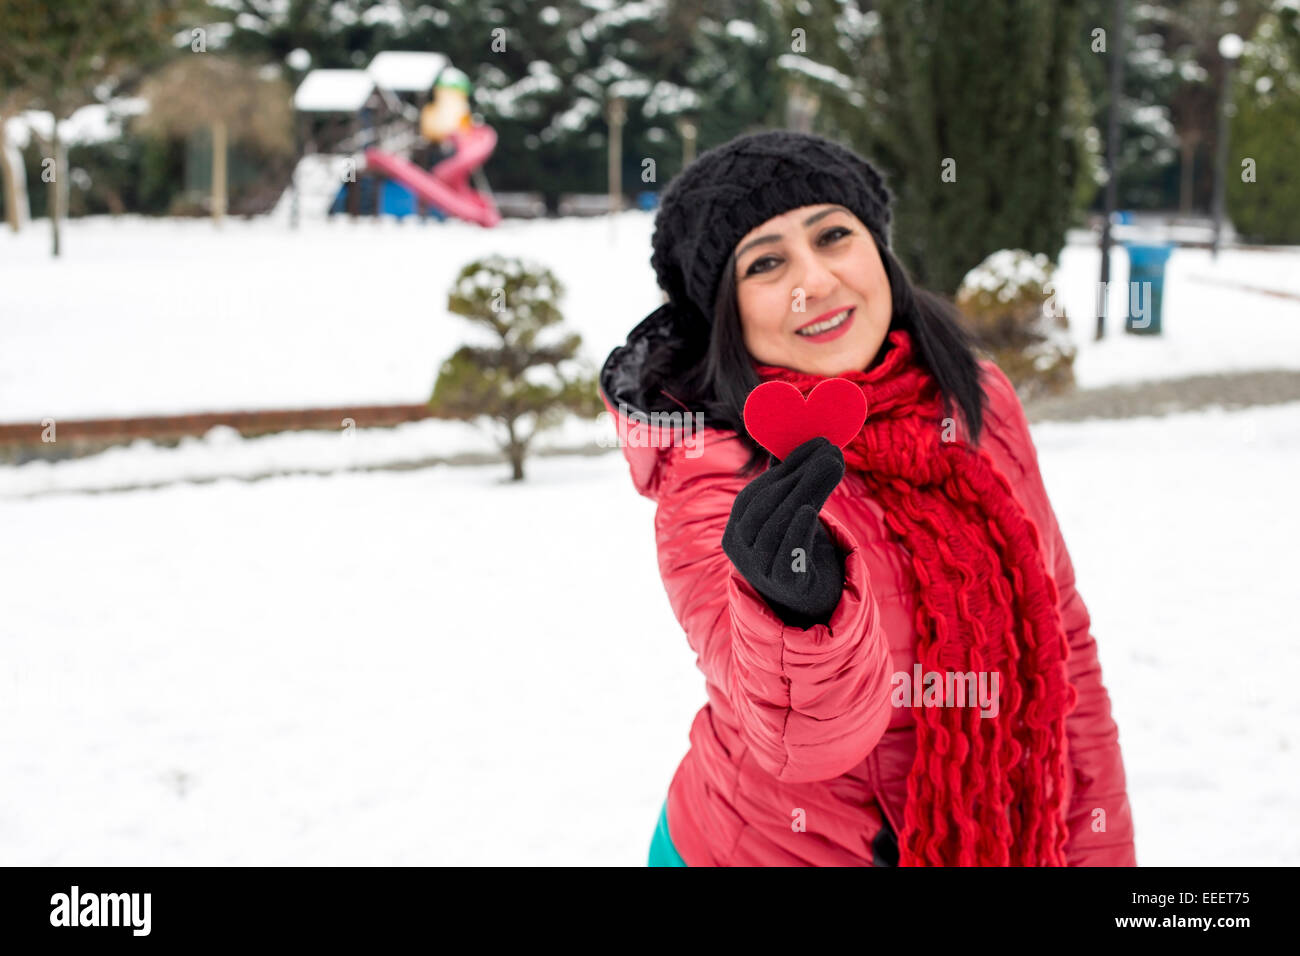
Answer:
[2, 212, 1298, 866]
[1, 214, 1298, 427]
[1, 399, 1297, 865]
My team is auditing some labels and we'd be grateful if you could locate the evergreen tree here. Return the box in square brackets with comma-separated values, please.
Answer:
[1227, 0, 1300, 243]
[463, 0, 787, 211]
[773, 0, 1093, 296]
[428, 256, 603, 482]
[215, 0, 412, 73]
[877, 0, 1089, 294]
[1074, 0, 1272, 213]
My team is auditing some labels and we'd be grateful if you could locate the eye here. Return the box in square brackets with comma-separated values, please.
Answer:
[743, 227, 853, 276]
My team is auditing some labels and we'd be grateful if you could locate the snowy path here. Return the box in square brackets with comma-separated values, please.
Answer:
[2, 400, 1296, 865]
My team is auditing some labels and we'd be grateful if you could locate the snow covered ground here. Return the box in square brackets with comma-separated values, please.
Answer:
[1, 214, 1297, 426]
[1, 399, 1296, 865]
[0, 213, 658, 424]
[2, 213, 1297, 865]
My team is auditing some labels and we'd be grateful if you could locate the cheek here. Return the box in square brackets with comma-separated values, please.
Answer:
[855, 250, 887, 292]
[739, 282, 788, 337]
[854, 253, 890, 314]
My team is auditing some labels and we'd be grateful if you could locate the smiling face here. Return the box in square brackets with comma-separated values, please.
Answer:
[732, 203, 892, 376]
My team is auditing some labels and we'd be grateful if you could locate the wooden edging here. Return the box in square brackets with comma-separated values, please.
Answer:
[0, 403, 437, 458]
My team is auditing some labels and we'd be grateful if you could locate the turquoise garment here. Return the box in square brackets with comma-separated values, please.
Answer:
[647, 798, 687, 867]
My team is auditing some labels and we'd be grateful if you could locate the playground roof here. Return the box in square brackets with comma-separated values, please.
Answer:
[367, 52, 450, 93]
[294, 70, 376, 112]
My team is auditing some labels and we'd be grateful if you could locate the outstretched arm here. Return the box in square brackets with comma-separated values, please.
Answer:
[653, 445, 896, 783]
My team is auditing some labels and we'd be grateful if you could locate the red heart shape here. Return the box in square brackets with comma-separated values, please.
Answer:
[743, 378, 868, 461]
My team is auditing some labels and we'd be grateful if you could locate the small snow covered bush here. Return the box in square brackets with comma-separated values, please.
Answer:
[955, 249, 1076, 401]
[428, 255, 603, 482]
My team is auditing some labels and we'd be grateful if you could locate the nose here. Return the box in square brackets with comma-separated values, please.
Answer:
[793, 246, 839, 306]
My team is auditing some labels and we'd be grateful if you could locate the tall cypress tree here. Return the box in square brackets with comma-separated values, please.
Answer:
[878, 0, 1088, 294]
[783, 0, 1091, 296]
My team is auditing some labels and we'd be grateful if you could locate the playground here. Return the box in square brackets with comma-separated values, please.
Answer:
[286, 52, 501, 226]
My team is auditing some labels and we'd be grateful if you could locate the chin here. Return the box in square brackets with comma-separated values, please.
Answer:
[811, 346, 873, 376]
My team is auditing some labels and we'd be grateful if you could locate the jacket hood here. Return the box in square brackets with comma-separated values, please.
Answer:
[598, 302, 746, 501]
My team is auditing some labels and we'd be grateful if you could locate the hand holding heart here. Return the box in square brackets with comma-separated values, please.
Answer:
[720, 378, 866, 628]
[721, 435, 848, 627]
[742, 378, 868, 461]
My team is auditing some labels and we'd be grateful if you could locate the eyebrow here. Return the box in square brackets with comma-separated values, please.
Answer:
[734, 205, 854, 262]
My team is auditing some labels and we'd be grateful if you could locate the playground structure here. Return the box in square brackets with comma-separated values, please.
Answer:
[289, 52, 500, 227]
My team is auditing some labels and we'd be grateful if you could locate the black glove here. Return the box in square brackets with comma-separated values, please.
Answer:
[721, 436, 847, 628]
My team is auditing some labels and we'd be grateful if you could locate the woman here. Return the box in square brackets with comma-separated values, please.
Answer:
[599, 130, 1136, 867]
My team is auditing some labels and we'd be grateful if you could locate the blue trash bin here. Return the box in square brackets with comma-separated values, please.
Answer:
[1122, 242, 1174, 335]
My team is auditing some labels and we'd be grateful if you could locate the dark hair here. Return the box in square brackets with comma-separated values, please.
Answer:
[666, 228, 989, 478]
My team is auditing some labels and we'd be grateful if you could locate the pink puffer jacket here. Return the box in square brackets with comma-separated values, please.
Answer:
[600, 306, 1137, 866]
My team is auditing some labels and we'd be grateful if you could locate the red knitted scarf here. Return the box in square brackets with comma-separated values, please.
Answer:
[753, 328, 1077, 866]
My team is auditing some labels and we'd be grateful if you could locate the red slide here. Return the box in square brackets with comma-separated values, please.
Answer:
[365, 125, 501, 227]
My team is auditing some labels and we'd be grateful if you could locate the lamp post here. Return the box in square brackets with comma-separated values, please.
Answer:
[607, 95, 626, 216]
[1211, 32, 1243, 260]
[1097, 0, 1126, 341]
[787, 80, 820, 134]
[286, 48, 312, 231]
[678, 117, 697, 168]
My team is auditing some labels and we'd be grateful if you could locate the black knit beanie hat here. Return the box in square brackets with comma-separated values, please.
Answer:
[650, 129, 895, 328]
